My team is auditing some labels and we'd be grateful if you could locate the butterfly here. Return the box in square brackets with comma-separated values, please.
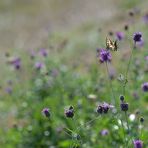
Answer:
[106, 37, 118, 51]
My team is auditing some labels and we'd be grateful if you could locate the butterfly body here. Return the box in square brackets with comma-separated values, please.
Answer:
[106, 37, 118, 51]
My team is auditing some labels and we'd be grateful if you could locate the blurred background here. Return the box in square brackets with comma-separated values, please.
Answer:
[0, 0, 148, 147]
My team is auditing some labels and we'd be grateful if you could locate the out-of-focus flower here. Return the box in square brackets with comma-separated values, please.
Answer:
[5, 87, 12, 94]
[51, 69, 59, 77]
[42, 108, 50, 118]
[97, 49, 112, 63]
[39, 48, 48, 57]
[143, 13, 148, 24]
[133, 140, 143, 148]
[116, 32, 124, 41]
[34, 62, 44, 70]
[133, 32, 142, 43]
[65, 106, 74, 118]
[88, 94, 97, 101]
[145, 56, 148, 61]
[141, 82, 148, 92]
[100, 129, 109, 136]
[7, 57, 21, 70]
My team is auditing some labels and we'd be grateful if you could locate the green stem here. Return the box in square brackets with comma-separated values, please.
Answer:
[105, 62, 116, 105]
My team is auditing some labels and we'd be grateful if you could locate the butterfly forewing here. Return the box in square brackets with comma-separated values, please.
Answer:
[106, 37, 118, 51]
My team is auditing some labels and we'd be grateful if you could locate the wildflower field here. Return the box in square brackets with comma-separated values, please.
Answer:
[0, 0, 148, 148]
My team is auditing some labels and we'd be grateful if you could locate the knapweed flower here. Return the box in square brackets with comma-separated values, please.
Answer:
[100, 129, 109, 136]
[133, 32, 142, 43]
[5, 87, 12, 94]
[145, 56, 148, 61]
[97, 49, 112, 63]
[141, 82, 148, 92]
[97, 102, 114, 114]
[116, 32, 124, 41]
[65, 106, 74, 118]
[39, 48, 48, 57]
[7, 57, 21, 70]
[143, 13, 148, 24]
[133, 140, 143, 148]
[34, 62, 44, 70]
[120, 102, 128, 111]
[42, 108, 50, 118]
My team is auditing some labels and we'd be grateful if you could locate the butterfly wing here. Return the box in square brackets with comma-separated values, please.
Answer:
[113, 40, 118, 51]
[106, 38, 114, 50]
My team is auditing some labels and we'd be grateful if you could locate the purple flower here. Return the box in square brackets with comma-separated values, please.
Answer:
[143, 13, 148, 24]
[141, 82, 148, 92]
[145, 56, 148, 61]
[133, 32, 142, 43]
[116, 32, 124, 41]
[65, 106, 74, 118]
[39, 48, 48, 57]
[34, 62, 44, 70]
[8, 57, 21, 70]
[133, 140, 143, 148]
[97, 102, 114, 114]
[97, 49, 112, 63]
[100, 129, 109, 136]
[120, 102, 128, 111]
[42, 108, 50, 117]
[5, 87, 12, 94]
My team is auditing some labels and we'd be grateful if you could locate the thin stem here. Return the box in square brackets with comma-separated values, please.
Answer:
[124, 111, 130, 133]
[76, 115, 100, 132]
[105, 62, 116, 105]
[123, 42, 135, 95]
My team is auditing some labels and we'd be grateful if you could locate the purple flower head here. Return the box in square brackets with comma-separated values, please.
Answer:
[143, 13, 148, 24]
[97, 49, 112, 63]
[42, 108, 50, 117]
[100, 129, 109, 136]
[145, 56, 148, 61]
[97, 102, 114, 114]
[65, 106, 74, 118]
[120, 102, 128, 111]
[141, 82, 148, 92]
[133, 32, 142, 43]
[133, 140, 143, 148]
[39, 48, 48, 57]
[8, 57, 21, 70]
[5, 87, 12, 94]
[116, 32, 124, 41]
[34, 62, 44, 70]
